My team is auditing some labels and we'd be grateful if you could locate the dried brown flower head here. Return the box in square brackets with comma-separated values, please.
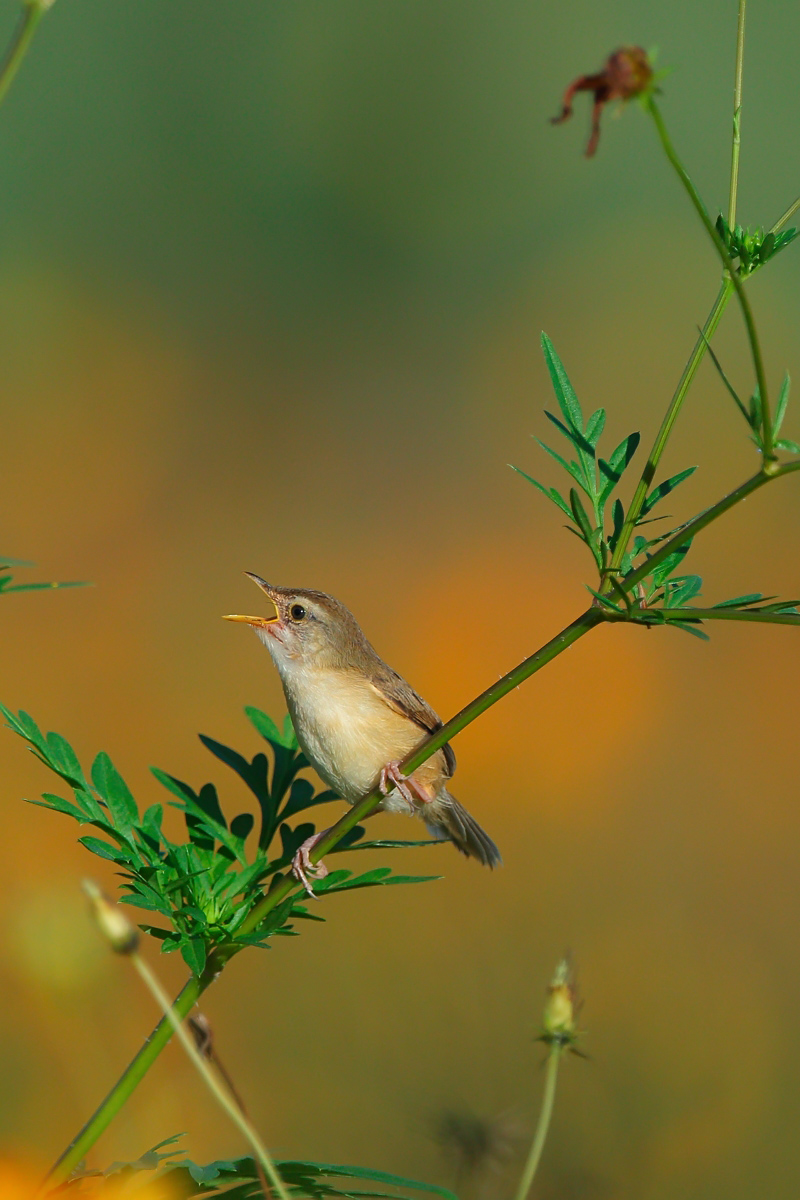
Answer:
[551, 46, 653, 157]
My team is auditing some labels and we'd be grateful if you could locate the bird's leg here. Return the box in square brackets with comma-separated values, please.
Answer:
[291, 829, 331, 899]
[379, 761, 432, 813]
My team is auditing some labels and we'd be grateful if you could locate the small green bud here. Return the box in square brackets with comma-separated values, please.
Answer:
[541, 957, 580, 1049]
[82, 879, 139, 955]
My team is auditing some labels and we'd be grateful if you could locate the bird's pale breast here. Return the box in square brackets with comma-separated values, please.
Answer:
[283, 666, 445, 805]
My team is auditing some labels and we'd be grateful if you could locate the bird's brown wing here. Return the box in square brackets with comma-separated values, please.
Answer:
[368, 663, 457, 778]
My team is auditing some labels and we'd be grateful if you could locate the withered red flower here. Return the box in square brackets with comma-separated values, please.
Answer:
[551, 46, 653, 157]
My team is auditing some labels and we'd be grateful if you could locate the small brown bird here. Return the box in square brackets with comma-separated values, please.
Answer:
[224, 575, 500, 893]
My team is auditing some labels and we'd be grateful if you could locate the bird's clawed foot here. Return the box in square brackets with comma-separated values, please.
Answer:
[291, 830, 331, 899]
[379, 760, 430, 814]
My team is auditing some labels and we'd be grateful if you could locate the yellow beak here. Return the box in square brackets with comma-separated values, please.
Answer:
[222, 610, 279, 628]
[223, 573, 280, 628]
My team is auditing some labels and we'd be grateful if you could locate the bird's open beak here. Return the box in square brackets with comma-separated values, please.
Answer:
[222, 573, 280, 628]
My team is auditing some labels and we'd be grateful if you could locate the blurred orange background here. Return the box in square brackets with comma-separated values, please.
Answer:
[1, 2, 799, 1198]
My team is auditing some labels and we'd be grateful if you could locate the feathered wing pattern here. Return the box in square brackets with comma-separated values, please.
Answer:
[426, 792, 502, 868]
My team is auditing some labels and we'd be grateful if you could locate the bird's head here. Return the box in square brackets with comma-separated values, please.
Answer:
[223, 574, 368, 672]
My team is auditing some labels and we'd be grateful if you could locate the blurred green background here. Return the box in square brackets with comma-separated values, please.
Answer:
[1, 1, 799, 1197]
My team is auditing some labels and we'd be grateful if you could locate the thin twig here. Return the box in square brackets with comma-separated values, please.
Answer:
[0, 1, 50, 109]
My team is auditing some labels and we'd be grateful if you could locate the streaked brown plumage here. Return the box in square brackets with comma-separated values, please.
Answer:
[224, 575, 500, 890]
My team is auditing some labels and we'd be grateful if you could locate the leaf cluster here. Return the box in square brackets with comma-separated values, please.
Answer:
[513, 334, 697, 609]
[715, 214, 798, 276]
[1, 704, 439, 976]
[66, 1148, 457, 1200]
[514, 334, 800, 641]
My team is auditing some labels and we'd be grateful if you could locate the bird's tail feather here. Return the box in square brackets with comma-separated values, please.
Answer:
[426, 793, 501, 868]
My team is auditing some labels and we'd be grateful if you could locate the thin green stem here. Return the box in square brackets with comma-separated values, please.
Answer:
[239, 608, 604, 938]
[131, 954, 291, 1200]
[621, 460, 800, 594]
[645, 96, 774, 459]
[514, 1048, 561, 1200]
[602, 278, 733, 588]
[770, 195, 800, 235]
[0, 1, 48, 109]
[44, 972, 210, 1185]
[728, 0, 746, 227]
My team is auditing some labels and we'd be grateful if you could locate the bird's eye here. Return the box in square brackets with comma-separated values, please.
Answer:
[290, 603, 306, 621]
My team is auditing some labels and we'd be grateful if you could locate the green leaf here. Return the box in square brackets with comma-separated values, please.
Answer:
[776, 439, 800, 454]
[245, 706, 296, 749]
[91, 752, 138, 833]
[665, 574, 703, 607]
[78, 835, 130, 862]
[315, 867, 439, 894]
[712, 593, 766, 608]
[509, 466, 573, 517]
[585, 586, 623, 613]
[230, 813, 254, 841]
[568, 488, 602, 568]
[668, 619, 710, 641]
[25, 792, 87, 822]
[280, 778, 339, 821]
[534, 437, 584, 487]
[45, 732, 89, 788]
[651, 539, 692, 588]
[180, 937, 208, 977]
[541, 332, 583, 430]
[585, 408, 606, 446]
[598, 432, 640, 502]
[641, 467, 697, 516]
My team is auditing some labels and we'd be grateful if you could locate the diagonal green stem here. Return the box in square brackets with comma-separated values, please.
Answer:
[46, 450, 800, 1180]
[645, 96, 773, 459]
[131, 954, 290, 1200]
[238, 608, 604, 938]
[46, 609, 604, 1181]
[514, 1048, 561, 1200]
[44, 972, 211, 1186]
[621, 460, 800, 594]
[770, 195, 800, 235]
[0, 0, 48, 109]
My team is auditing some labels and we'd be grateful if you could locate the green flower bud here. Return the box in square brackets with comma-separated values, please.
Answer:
[82, 879, 139, 955]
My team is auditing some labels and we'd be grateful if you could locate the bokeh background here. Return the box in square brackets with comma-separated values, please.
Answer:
[1, 1, 799, 1197]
